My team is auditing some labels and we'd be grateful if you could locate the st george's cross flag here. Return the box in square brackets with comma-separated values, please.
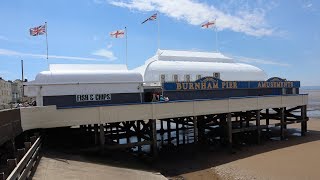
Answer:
[201, 21, 215, 29]
[110, 29, 125, 38]
[29, 24, 46, 36]
[141, 13, 157, 24]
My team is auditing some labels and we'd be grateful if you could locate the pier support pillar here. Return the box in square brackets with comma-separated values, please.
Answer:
[266, 109, 270, 132]
[280, 108, 285, 140]
[167, 120, 171, 144]
[227, 113, 232, 152]
[256, 110, 261, 144]
[151, 119, 158, 157]
[137, 121, 142, 152]
[176, 119, 179, 146]
[99, 124, 105, 149]
[193, 116, 198, 144]
[301, 105, 307, 136]
[94, 124, 99, 145]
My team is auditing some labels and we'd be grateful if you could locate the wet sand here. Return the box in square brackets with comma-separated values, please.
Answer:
[158, 118, 320, 180]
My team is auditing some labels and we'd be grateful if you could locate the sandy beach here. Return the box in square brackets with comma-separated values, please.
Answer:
[157, 118, 320, 180]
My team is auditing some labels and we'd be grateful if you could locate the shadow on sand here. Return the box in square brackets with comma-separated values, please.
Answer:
[38, 122, 320, 179]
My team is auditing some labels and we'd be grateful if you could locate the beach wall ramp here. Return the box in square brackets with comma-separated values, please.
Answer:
[19, 94, 308, 131]
[0, 109, 23, 146]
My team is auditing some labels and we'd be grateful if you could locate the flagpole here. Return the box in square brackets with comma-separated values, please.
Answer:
[45, 22, 49, 66]
[215, 19, 218, 52]
[157, 12, 160, 50]
[125, 27, 128, 68]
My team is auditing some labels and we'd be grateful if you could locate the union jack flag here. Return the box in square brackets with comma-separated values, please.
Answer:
[29, 25, 46, 36]
[141, 13, 157, 24]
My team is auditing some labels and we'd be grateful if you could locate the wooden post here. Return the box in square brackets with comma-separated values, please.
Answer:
[301, 105, 307, 136]
[283, 107, 287, 129]
[167, 119, 171, 144]
[151, 119, 158, 157]
[116, 123, 120, 143]
[7, 159, 17, 173]
[256, 110, 261, 144]
[94, 124, 99, 145]
[280, 108, 285, 140]
[17, 148, 26, 162]
[227, 113, 232, 152]
[0, 172, 4, 180]
[182, 118, 186, 145]
[160, 120, 164, 134]
[24, 142, 31, 151]
[30, 136, 37, 144]
[99, 124, 105, 149]
[193, 116, 198, 144]
[176, 119, 179, 146]
[137, 121, 142, 152]
[266, 109, 270, 132]
[246, 111, 250, 127]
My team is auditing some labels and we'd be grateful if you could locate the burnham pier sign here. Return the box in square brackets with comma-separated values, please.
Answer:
[163, 77, 300, 91]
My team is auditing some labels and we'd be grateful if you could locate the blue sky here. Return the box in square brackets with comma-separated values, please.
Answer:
[0, 0, 319, 85]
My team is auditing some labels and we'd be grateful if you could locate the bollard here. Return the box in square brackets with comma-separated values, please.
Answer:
[24, 142, 32, 151]
[7, 159, 17, 173]
[17, 148, 26, 162]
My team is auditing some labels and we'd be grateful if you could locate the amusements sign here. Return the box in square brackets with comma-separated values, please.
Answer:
[76, 94, 111, 102]
[163, 77, 300, 91]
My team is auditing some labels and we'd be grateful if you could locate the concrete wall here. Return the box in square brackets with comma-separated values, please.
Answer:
[20, 94, 308, 131]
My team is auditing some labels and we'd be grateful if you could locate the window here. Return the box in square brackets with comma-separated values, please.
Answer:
[173, 74, 178, 82]
[213, 72, 220, 79]
[160, 74, 166, 83]
[196, 75, 202, 80]
[185, 74, 191, 82]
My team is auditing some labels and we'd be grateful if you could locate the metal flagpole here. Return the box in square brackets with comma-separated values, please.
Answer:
[45, 22, 49, 67]
[125, 27, 128, 68]
[157, 12, 160, 50]
[215, 19, 218, 52]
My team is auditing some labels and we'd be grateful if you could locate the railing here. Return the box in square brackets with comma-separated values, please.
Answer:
[2, 135, 41, 180]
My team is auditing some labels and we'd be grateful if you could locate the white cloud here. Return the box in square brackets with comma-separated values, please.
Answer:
[107, 0, 275, 37]
[92, 49, 117, 60]
[0, 48, 104, 61]
[231, 55, 290, 67]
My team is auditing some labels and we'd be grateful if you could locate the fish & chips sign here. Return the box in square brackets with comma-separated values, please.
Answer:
[163, 77, 300, 91]
[76, 94, 111, 102]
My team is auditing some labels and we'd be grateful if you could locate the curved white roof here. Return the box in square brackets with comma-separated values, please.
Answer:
[134, 49, 267, 82]
[28, 64, 143, 85]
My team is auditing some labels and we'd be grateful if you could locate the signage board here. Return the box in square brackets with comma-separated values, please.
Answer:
[76, 94, 111, 102]
[163, 77, 300, 91]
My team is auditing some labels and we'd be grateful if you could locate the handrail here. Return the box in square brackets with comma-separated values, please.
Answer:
[6, 137, 41, 180]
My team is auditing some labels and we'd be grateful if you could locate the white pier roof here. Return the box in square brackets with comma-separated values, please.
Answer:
[27, 64, 143, 85]
[134, 49, 267, 82]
